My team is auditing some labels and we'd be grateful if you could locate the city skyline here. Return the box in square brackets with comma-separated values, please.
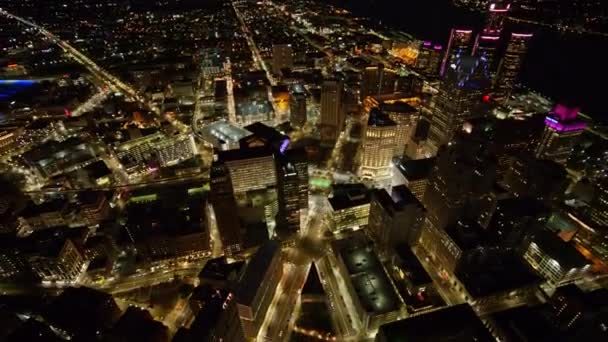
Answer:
[0, 1, 607, 342]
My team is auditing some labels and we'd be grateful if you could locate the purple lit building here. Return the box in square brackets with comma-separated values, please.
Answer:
[535, 105, 587, 165]
[441, 29, 473, 77]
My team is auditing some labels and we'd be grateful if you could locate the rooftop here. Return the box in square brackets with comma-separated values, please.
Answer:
[531, 229, 589, 269]
[396, 157, 436, 180]
[456, 248, 542, 298]
[334, 234, 399, 315]
[329, 184, 370, 211]
[235, 241, 280, 306]
[377, 304, 494, 342]
[367, 107, 396, 127]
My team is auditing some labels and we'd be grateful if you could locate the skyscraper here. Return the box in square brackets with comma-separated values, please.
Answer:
[320, 79, 344, 143]
[428, 55, 490, 152]
[423, 132, 497, 229]
[360, 64, 398, 100]
[289, 85, 307, 128]
[493, 33, 533, 102]
[473, 2, 511, 81]
[210, 163, 243, 256]
[358, 108, 397, 179]
[276, 149, 308, 240]
[272, 44, 293, 75]
[415, 42, 443, 78]
[368, 185, 425, 248]
[440, 29, 473, 77]
[535, 104, 587, 165]
[380, 101, 419, 157]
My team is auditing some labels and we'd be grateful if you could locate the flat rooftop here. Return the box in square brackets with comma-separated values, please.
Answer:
[377, 304, 494, 342]
[396, 157, 435, 181]
[334, 234, 399, 315]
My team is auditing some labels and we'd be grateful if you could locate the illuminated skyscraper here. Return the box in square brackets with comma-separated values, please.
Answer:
[482, 2, 510, 36]
[428, 55, 490, 152]
[360, 64, 398, 100]
[473, 2, 511, 80]
[289, 85, 307, 128]
[440, 29, 473, 77]
[320, 79, 344, 142]
[276, 149, 308, 240]
[380, 102, 419, 157]
[493, 33, 533, 102]
[415, 42, 443, 78]
[358, 108, 397, 179]
[535, 104, 587, 165]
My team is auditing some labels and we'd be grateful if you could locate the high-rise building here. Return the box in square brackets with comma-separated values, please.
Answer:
[502, 153, 569, 204]
[320, 80, 344, 142]
[210, 163, 243, 256]
[427, 55, 490, 151]
[285, 148, 309, 212]
[423, 132, 497, 229]
[379, 102, 419, 157]
[272, 44, 293, 75]
[289, 84, 307, 128]
[440, 29, 473, 77]
[276, 156, 303, 239]
[522, 229, 590, 286]
[472, 34, 500, 81]
[360, 64, 398, 100]
[358, 108, 397, 179]
[415, 41, 443, 78]
[482, 2, 510, 36]
[218, 146, 277, 194]
[535, 104, 587, 165]
[368, 186, 425, 248]
[589, 179, 608, 227]
[216, 241, 283, 341]
[392, 157, 436, 203]
[473, 2, 511, 80]
[493, 33, 533, 102]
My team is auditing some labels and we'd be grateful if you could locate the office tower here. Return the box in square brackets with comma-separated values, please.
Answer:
[493, 33, 533, 102]
[473, 34, 500, 81]
[522, 229, 589, 286]
[320, 80, 344, 142]
[589, 179, 608, 227]
[415, 42, 443, 78]
[360, 64, 398, 100]
[217, 146, 277, 194]
[423, 132, 497, 229]
[440, 29, 473, 77]
[210, 163, 242, 256]
[502, 153, 568, 204]
[358, 108, 397, 179]
[535, 104, 587, 165]
[285, 148, 309, 212]
[276, 156, 303, 239]
[473, 2, 511, 80]
[427, 55, 490, 151]
[328, 184, 370, 233]
[369, 186, 425, 248]
[392, 157, 435, 203]
[272, 44, 293, 74]
[217, 241, 282, 341]
[289, 84, 307, 128]
[380, 102, 419, 157]
[241, 122, 290, 154]
[483, 2, 510, 36]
